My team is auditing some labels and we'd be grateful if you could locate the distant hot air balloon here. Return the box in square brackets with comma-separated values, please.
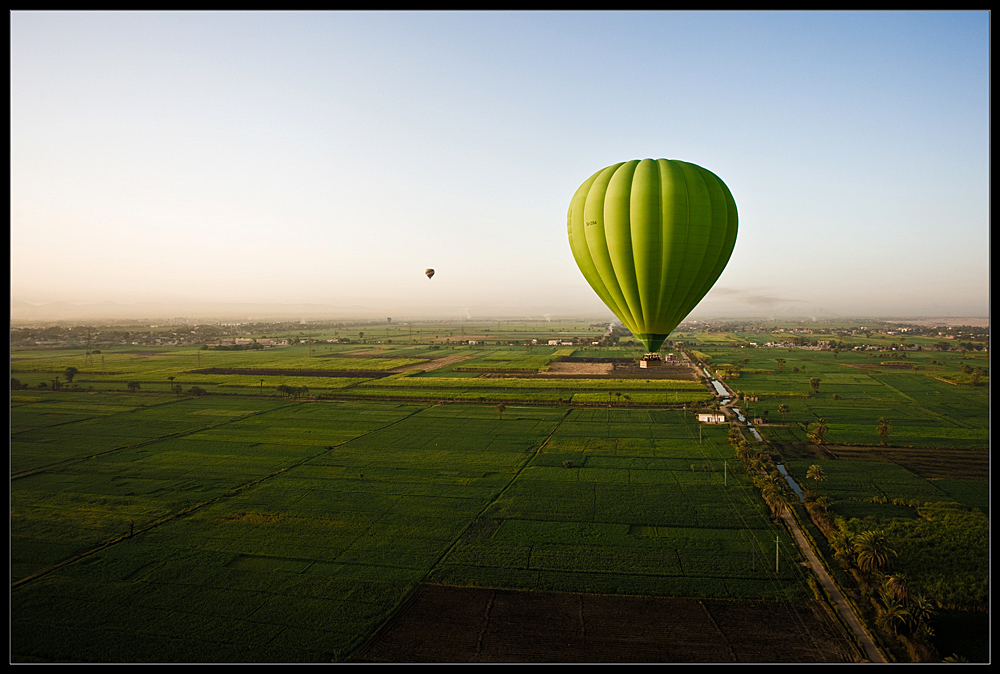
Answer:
[425, 268, 435, 280]
[567, 158, 738, 354]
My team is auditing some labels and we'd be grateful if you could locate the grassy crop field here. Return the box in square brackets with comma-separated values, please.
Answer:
[12, 394, 811, 662]
[10, 343, 713, 404]
[10, 324, 988, 662]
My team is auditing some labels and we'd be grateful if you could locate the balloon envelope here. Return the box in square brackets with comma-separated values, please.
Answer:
[567, 158, 738, 353]
[425, 268, 435, 279]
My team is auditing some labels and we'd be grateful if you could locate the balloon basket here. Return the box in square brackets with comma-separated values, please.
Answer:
[639, 353, 663, 368]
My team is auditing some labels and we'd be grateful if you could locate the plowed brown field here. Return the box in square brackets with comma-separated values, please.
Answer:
[354, 585, 858, 663]
[823, 445, 988, 481]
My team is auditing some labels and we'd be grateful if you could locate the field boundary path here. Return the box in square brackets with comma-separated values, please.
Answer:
[780, 509, 887, 662]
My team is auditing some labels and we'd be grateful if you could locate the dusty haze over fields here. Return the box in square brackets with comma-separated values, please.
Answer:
[10, 11, 989, 323]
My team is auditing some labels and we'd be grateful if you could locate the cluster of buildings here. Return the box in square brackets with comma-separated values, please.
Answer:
[203, 338, 288, 349]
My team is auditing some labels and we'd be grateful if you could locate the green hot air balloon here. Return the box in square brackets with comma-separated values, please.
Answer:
[568, 158, 738, 354]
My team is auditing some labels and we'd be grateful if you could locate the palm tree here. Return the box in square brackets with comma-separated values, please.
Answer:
[814, 495, 833, 512]
[882, 573, 910, 604]
[778, 404, 789, 423]
[775, 358, 786, 374]
[909, 594, 936, 636]
[876, 595, 911, 635]
[829, 530, 855, 567]
[64, 366, 79, 383]
[854, 530, 897, 575]
[809, 418, 829, 445]
[757, 471, 790, 519]
[806, 464, 827, 495]
[734, 440, 754, 465]
[495, 403, 506, 421]
[876, 417, 892, 445]
[763, 483, 790, 519]
[809, 377, 821, 394]
[728, 424, 742, 443]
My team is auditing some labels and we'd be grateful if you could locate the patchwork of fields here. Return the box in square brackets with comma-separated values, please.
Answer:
[12, 395, 818, 662]
[10, 335, 989, 662]
[9, 345, 714, 405]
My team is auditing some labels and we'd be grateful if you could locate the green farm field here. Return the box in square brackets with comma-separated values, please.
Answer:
[10, 324, 988, 662]
[696, 343, 989, 611]
[693, 345, 989, 450]
[9, 341, 714, 403]
[12, 393, 811, 662]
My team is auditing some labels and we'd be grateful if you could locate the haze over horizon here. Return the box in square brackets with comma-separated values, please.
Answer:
[10, 11, 990, 324]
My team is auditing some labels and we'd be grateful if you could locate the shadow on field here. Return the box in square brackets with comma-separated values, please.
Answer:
[353, 585, 858, 663]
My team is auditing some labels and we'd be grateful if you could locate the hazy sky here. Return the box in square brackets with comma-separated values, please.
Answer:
[10, 11, 990, 321]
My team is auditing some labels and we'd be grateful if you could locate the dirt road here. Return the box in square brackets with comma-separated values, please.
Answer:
[781, 504, 887, 662]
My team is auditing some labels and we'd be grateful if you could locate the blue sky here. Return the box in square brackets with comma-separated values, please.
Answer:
[10, 11, 990, 321]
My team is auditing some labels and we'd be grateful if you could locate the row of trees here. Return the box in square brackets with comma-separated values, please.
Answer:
[276, 384, 310, 399]
[11, 377, 81, 392]
[828, 526, 937, 648]
[12, 367, 83, 387]
[798, 456, 939, 658]
[124, 381, 205, 396]
[735, 387, 951, 659]
[728, 428, 791, 521]
[731, 425, 937, 655]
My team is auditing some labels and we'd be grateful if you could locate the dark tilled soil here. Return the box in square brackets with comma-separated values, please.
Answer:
[494, 363, 699, 381]
[353, 585, 858, 663]
[824, 445, 988, 481]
